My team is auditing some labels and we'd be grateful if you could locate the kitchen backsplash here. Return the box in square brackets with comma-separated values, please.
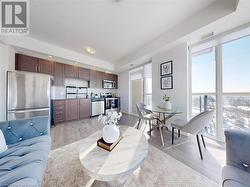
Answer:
[51, 86, 118, 100]
[64, 78, 88, 87]
[51, 86, 66, 99]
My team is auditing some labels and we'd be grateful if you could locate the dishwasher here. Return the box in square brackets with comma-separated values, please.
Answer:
[91, 100, 105, 116]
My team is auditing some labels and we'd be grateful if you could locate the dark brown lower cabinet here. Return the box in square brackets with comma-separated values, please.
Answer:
[52, 100, 65, 124]
[65, 99, 79, 121]
[79, 99, 91, 118]
[53, 98, 91, 124]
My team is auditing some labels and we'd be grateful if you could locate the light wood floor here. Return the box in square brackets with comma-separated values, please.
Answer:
[50, 114, 225, 185]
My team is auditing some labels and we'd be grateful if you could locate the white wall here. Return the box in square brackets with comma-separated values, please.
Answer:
[118, 71, 129, 113]
[0, 43, 15, 121]
[152, 43, 189, 121]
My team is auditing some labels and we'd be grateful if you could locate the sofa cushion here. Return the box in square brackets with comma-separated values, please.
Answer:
[222, 165, 250, 187]
[0, 135, 51, 186]
[0, 117, 50, 145]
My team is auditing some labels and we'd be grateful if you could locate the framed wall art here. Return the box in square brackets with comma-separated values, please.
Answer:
[161, 75, 173, 90]
[160, 61, 172, 76]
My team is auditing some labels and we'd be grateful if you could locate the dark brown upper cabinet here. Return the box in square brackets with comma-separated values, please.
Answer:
[38, 59, 53, 75]
[16, 54, 53, 75]
[15, 54, 38, 73]
[102, 73, 110, 80]
[113, 74, 118, 82]
[103, 73, 118, 81]
[90, 70, 97, 88]
[90, 70, 102, 88]
[79, 67, 90, 81]
[15, 53, 119, 88]
[64, 64, 78, 78]
[96, 71, 103, 88]
[53, 62, 65, 86]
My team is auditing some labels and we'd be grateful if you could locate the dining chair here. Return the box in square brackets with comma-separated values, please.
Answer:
[170, 110, 214, 160]
[136, 103, 165, 146]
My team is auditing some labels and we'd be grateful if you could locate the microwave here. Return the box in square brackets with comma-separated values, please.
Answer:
[103, 80, 116, 89]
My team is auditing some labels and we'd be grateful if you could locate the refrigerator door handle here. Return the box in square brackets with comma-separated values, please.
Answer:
[8, 108, 49, 113]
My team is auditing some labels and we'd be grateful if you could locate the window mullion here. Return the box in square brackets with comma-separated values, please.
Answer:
[216, 45, 224, 141]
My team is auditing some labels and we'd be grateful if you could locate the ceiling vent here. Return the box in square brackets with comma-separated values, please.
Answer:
[201, 32, 214, 40]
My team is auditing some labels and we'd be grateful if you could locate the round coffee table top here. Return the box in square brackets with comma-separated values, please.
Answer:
[79, 126, 148, 182]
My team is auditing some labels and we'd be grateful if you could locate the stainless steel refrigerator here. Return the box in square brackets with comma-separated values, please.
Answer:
[7, 71, 51, 120]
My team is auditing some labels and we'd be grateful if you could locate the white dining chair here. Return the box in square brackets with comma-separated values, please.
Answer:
[171, 110, 214, 160]
[136, 103, 165, 146]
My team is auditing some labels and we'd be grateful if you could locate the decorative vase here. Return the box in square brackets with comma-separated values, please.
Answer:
[164, 101, 172, 110]
[102, 124, 120, 143]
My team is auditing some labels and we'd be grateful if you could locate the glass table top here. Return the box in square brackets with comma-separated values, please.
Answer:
[144, 105, 183, 114]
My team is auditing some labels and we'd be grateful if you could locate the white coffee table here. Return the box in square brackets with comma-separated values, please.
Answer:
[79, 126, 148, 185]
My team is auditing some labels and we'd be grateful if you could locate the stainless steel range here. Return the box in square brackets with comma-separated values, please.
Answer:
[104, 97, 120, 114]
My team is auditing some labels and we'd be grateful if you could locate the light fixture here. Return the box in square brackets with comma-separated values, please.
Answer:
[48, 55, 53, 58]
[85, 46, 96, 55]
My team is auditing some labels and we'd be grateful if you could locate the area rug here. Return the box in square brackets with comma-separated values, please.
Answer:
[43, 138, 219, 187]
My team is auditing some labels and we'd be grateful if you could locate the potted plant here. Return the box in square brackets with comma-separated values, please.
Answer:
[98, 111, 122, 143]
[163, 94, 172, 110]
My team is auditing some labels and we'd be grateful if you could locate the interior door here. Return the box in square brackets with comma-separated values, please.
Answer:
[131, 79, 143, 114]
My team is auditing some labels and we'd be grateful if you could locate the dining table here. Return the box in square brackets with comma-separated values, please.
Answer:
[144, 105, 183, 125]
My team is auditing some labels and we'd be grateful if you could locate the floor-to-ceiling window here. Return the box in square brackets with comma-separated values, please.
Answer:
[222, 36, 250, 130]
[192, 48, 216, 137]
[191, 34, 250, 140]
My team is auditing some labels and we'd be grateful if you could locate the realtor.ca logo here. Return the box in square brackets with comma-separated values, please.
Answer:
[0, 0, 30, 35]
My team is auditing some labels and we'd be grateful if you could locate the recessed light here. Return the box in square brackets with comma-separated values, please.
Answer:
[48, 55, 53, 58]
[85, 47, 96, 55]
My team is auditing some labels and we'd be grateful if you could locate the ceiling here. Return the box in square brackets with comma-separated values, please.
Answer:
[30, 0, 217, 64]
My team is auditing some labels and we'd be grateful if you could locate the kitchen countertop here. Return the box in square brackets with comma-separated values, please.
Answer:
[52, 98, 90, 101]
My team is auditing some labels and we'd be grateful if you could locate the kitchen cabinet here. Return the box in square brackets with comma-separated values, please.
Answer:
[52, 100, 65, 124]
[90, 70, 97, 88]
[15, 54, 119, 88]
[64, 64, 78, 78]
[96, 71, 103, 88]
[65, 99, 79, 121]
[103, 73, 110, 80]
[103, 73, 117, 81]
[15, 54, 38, 73]
[53, 62, 65, 86]
[52, 98, 91, 124]
[90, 70, 103, 88]
[79, 99, 91, 118]
[38, 59, 53, 75]
[15, 54, 53, 75]
[79, 67, 90, 81]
